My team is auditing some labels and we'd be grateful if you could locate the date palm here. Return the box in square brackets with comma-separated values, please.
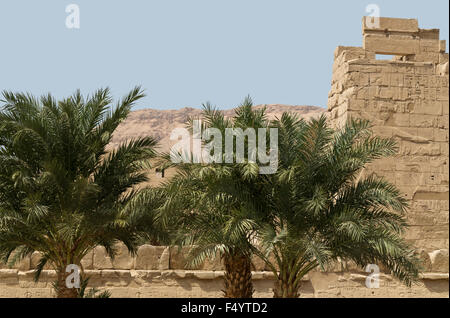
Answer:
[256, 113, 421, 297]
[0, 87, 164, 298]
[161, 97, 272, 298]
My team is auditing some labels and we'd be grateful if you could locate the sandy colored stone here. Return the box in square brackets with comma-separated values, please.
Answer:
[93, 246, 114, 269]
[251, 254, 266, 271]
[200, 254, 223, 271]
[1, 268, 447, 298]
[80, 250, 94, 270]
[429, 249, 449, 273]
[159, 247, 170, 270]
[135, 245, 166, 270]
[417, 249, 432, 272]
[5, 251, 31, 271]
[169, 246, 195, 270]
[364, 35, 420, 56]
[193, 271, 215, 280]
[363, 17, 419, 33]
[111, 243, 135, 270]
[329, 18, 449, 266]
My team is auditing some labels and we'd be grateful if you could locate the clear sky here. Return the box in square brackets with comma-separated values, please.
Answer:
[0, 0, 448, 110]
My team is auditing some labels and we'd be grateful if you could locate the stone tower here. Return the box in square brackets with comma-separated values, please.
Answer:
[328, 17, 449, 271]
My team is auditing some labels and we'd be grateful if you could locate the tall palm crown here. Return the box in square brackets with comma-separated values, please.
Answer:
[161, 97, 272, 298]
[0, 87, 163, 297]
[258, 113, 421, 297]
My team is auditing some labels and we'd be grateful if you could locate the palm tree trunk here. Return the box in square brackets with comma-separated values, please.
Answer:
[273, 260, 301, 298]
[222, 252, 254, 298]
[273, 278, 301, 298]
[272, 258, 318, 297]
[56, 269, 79, 298]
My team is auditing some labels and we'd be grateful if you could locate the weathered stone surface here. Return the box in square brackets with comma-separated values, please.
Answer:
[418, 249, 432, 272]
[9, 253, 31, 271]
[328, 18, 449, 276]
[193, 271, 215, 280]
[168, 246, 224, 270]
[169, 246, 192, 270]
[429, 249, 449, 272]
[81, 250, 94, 270]
[92, 244, 136, 270]
[0, 269, 18, 278]
[363, 17, 419, 33]
[111, 243, 135, 270]
[364, 34, 420, 56]
[93, 246, 114, 269]
[1, 268, 447, 298]
[200, 254, 224, 271]
[135, 245, 166, 270]
[251, 254, 266, 271]
[159, 247, 170, 270]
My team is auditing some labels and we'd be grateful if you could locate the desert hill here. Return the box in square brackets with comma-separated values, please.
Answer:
[110, 104, 326, 152]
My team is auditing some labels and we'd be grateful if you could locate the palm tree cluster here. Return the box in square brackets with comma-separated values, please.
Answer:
[0, 89, 420, 298]
[160, 98, 420, 298]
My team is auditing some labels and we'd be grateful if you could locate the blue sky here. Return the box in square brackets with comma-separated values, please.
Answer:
[0, 0, 448, 110]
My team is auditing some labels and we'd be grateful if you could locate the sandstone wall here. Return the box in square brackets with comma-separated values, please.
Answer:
[327, 16, 449, 295]
[0, 243, 448, 298]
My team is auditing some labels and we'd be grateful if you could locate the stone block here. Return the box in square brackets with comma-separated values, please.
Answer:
[363, 34, 420, 56]
[362, 17, 419, 33]
[395, 172, 424, 186]
[417, 127, 434, 141]
[169, 246, 194, 270]
[111, 243, 134, 270]
[429, 250, 449, 273]
[135, 245, 166, 270]
[93, 246, 114, 269]
[439, 40, 447, 53]
[409, 114, 438, 128]
[420, 39, 440, 53]
[80, 250, 94, 270]
[434, 128, 449, 142]
[389, 113, 409, 126]
[159, 247, 170, 270]
[418, 249, 432, 272]
[251, 255, 266, 271]
[8, 252, 31, 271]
[193, 271, 215, 280]
[201, 254, 224, 271]
[418, 29, 440, 41]
[439, 54, 449, 65]
[0, 269, 18, 278]
[437, 87, 449, 101]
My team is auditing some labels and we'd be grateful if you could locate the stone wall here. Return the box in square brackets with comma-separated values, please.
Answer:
[0, 243, 448, 297]
[327, 16, 449, 295]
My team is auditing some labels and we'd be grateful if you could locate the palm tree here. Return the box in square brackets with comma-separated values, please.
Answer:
[256, 113, 421, 298]
[0, 87, 164, 298]
[160, 97, 272, 298]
